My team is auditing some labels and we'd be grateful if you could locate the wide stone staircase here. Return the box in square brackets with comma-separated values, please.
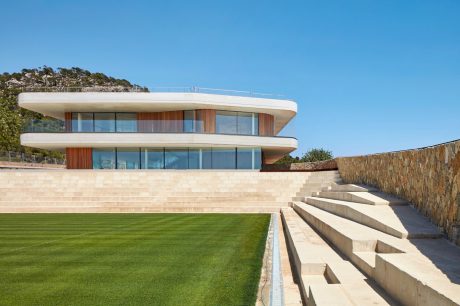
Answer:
[0, 170, 341, 213]
[282, 182, 460, 305]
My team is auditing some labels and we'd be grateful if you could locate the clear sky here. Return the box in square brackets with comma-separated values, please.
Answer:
[1, 0, 459, 157]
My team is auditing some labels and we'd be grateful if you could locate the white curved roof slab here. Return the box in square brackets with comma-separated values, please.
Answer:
[21, 133, 297, 164]
[19, 92, 297, 134]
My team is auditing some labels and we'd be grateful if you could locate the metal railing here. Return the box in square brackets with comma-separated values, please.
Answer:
[0, 151, 65, 165]
[21, 86, 289, 100]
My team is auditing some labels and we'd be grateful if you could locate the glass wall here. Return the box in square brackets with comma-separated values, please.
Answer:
[92, 148, 116, 169]
[92, 147, 262, 169]
[72, 113, 94, 132]
[116, 113, 137, 132]
[216, 111, 238, 134]
[71, 111, 259, 135]
[72, 112, 137, 133]
[117, 148, 140, 169]
[165, 148, 189, 169]
[216, 111, 259, 135]
[141, 148, 164, 169]
[94, 113, 115, 132]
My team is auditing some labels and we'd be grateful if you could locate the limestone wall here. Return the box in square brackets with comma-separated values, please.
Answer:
[336, 139, 460, 244]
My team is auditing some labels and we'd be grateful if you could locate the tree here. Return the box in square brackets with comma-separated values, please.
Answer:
[274, 154, 300, 165]
[300, 148, 333, 162]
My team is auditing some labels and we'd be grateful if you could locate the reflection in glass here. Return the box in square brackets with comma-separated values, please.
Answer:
[202, 148, 212, 169]
[165, 148, 188, 169]
[237, 148, 253, 169]
[184, 111, 195, 133]
[237, 112, 253, 135]
[188, 149, 201, 169]
[92, 148, 115, 169]
[117, 148, 140, 169]
[216, 111, 237, 134]
[72, 113, 94, 132]
[253, 148, 262, 169]
[94, 113, 115, 132]
[116, 113, 137, 132]
[142, 148, 164, 169]
[212, 148, 236, 169]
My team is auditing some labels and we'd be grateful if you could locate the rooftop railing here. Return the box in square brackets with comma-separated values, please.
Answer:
[20, 86, 289, 100]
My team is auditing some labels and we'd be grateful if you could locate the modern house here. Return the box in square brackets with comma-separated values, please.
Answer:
[19, 91, 297, 170]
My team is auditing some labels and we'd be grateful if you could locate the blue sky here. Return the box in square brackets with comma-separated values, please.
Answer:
[1, 0, 459, 157]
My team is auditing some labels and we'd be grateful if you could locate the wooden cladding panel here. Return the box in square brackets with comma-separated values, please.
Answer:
[258, 113, 274, 136]
[66, 148, 92, 169]
[64, 112, 72, 132]
[197, 109, 216, 133]
[137, 111, 184, 132]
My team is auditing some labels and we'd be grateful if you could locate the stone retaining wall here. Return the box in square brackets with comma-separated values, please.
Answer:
[336, 140, 460, 244]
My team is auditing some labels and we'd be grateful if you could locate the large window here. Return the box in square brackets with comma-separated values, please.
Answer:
[142, 148, 164, 169]
[92, 148, 116, 169]
[92, 147, 262, 170]
[116, 113, 137, 132]
[72, 113, 94, 132]
[216, 111, 237, 134]
[212, 148, 237, 169]
[165, 148, 188, 169]
[94, 113, 115, 132]
[117, 148, 140, 169]
[216, 111, 258, 135]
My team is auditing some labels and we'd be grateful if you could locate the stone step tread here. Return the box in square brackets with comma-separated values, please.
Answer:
[281, 208, 394, 305]
[305, 196, 441, 239]
[322, 184, 378, 192]
[314, 191, 407, 206]
[294, 202, 460, 306]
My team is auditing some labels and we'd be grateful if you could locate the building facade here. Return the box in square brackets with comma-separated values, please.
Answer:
[19, 91, 297, 170]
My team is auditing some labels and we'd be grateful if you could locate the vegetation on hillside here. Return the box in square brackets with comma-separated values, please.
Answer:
[0, 66, 147, 158]
[276, 148, 333, 165]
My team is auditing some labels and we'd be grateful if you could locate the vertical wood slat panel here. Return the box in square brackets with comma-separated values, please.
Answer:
[258, 113, 274, 136]
[65, 112, 72, 132]
[197, 109, 216, 133]
[66, 148, 92, 169]
[137, 111, 184, 132]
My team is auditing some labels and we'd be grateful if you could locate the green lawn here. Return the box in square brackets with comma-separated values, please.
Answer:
[0, 213, 270, 306]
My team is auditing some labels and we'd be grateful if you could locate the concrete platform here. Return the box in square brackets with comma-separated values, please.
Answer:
[305, 196, 441, 238]
[281, 207, 395, 305]
[292, 201, 460, 306]
[313, 191, 407, 205]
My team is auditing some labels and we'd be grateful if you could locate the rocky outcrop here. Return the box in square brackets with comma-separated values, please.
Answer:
[336, 139, 460, 245]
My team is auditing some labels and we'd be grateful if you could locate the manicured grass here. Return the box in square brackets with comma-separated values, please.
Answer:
[0, 213, 270, 306]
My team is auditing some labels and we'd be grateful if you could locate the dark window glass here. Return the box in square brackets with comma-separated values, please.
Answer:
[117, 148, 140, 169]
[94, 113, 115, 132]
[237, 148, 253, 169]
[253, 148, 262, 169]
[92, 148, 115, 169]
[216, 111, 237, 134]
[116, 113, 137, 132]
[202, 148, 212, 169]
[72, 113, 94, 132]
[253, 114, 259, 135]
[184, 111, 195, 133]
[237, 112, 253, 135]
[165, 148, 188, 169]
[141, 148, 164, 169]
[212, 148, 236, 169]
[188, 149, 201, 169]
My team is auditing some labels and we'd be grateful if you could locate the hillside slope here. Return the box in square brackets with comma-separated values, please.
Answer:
[0, 66, 147, 157]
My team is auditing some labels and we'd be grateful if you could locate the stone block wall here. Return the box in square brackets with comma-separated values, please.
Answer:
[336, 139, 460, 244]
[262, 159, 338, 172]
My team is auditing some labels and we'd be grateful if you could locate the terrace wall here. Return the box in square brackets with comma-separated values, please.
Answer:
[336, 139, 460, 244]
